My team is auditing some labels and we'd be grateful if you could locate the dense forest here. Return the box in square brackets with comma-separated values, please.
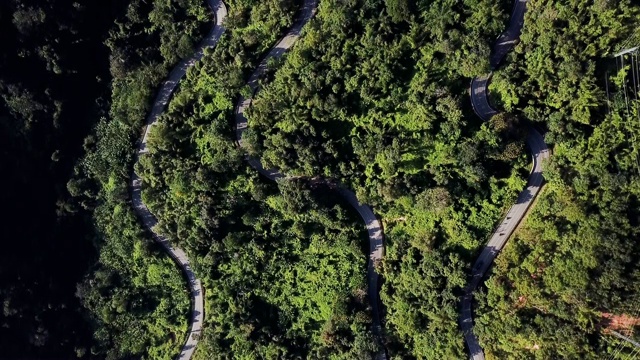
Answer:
[0, 0, 126, 356]
[69, 0, 213, 358]
[1, 0, 214, 358]
[3, 0, 640, 358]
[246, 0, 533, 357]
[474, 0, 640, 358]
[244, 0, 640, 357]
[137, 0, 380, 357]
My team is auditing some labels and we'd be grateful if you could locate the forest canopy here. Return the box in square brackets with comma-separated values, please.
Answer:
[474, 0, 640, 358]
[2, 0, 640, 358]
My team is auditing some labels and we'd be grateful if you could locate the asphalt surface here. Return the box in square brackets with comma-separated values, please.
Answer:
[131, 1, 226, 359]
[490, 0, 527, 69]
[461, 0, 551, 359]
[234, 0, 387, 357]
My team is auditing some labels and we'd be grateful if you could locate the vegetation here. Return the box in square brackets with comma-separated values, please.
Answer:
[4, 0, 640, 358]
[243, 0, 535, 356]
[68, 0, 211, 358]
[137, 1, 379, 357]
[472, 0, 640, 358]
[0, 0, 126, 357]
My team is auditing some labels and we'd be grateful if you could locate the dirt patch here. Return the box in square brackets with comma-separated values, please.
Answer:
[599, 312, 640, 333]
[525, 343, 541, 350]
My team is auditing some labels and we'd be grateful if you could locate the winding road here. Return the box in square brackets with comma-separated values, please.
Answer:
[460, 0, 551, 359]
[233, 0, 387, 357]
[130, 0, 226, 359]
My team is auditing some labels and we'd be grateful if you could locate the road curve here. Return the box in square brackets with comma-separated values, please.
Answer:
[233, 0, 386, 357]
[460, 0, 550, 359]
[130, 1, 227, 359]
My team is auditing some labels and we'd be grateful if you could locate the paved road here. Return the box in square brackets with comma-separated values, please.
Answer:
[233, 1, 387, 358]
[131, 1, 226, 359]
[461, 0, 551, 359]
[490, 0, 527, 69]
